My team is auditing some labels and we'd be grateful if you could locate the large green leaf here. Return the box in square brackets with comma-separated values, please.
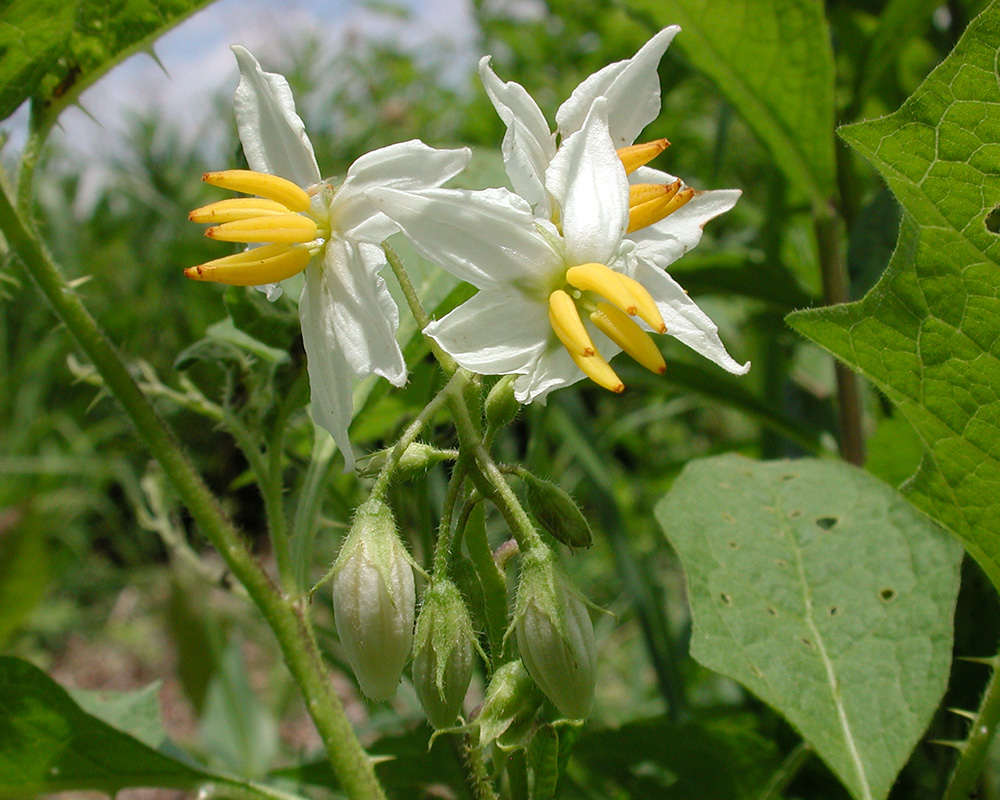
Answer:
[656, 455, 962, 800]
[0, 0, 213, 127]
[787, 1, 1000, 589]
[0, 656, 293, 799]
[623, 0, 836, 202]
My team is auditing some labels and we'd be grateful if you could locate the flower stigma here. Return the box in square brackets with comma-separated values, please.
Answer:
[185, 169, 331, 285]
[547, 262, 669, 393]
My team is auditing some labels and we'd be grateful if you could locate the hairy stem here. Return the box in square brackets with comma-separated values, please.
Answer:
[0, 176, 386, 800]
[943, 658, 1000, 800]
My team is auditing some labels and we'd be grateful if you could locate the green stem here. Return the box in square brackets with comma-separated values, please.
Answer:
[0, 176, 386, 799]
[814, 208, 865, 466]
[432, 457, 469, 577]
[460, 730, 500, 800]
[16, 111, 46, 213]
[447, 372, 542, 552]
[383, 242, 456, 374]
[943, 658, 1000, 800]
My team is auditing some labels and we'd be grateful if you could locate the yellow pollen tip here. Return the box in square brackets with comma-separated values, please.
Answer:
[616, 138, 670, 175]
[617, 273, 667, 334]
[627, 181, 688, 233]
[205, 214, 318, 245]
[189, 197, 291, 224]
[590, 303, 666, 375]
[569, 349, 624, 394]
[548, 290, 597, 357]
[565, 263, 637, 316]
[184, 243, 311, 286]
[202, 169, 311, 212]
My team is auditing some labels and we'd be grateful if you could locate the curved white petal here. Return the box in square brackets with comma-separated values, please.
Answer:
[546, 98, 627, 266]
[425, 289, 550, 374]
[336, 141, 472, 239]
[368, 186, 563, 291]
[555, 26, 680, 147]
[299, 267, 358, 472]
[322, 239, 406, 386]
[636, 261, 750, 375]
[231, 46, 321, 188]
[632, 188, 742, 269]
[479, 56, 557, 209]
[513, 345, 587, 405]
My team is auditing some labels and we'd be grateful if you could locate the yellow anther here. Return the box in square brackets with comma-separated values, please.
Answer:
[590, 303, 666, 375]
[629, 182, 679, 208]
[616, 138, 670, 175]
[565, 263, 637, 316]
[569, 349, 624, 394]
[189, 197, 291, 224]
[203, 169, 312, 212]
[184, 243, 311, 286]
[617, 273, 667, 334]
[548, 290, 597, 358]
[627, 182, 690, 233]
[205, 214, 318, 245]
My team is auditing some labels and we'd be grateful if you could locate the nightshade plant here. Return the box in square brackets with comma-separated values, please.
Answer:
[0, 2, 998, 799]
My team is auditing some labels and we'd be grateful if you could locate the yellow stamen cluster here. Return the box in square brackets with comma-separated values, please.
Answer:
[547, 262, 668, 393]
[185, 169, 319, 285]
[616, 139, 696, 234]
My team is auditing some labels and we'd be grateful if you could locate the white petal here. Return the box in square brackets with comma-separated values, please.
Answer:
[555, 27, 680, 147]
[336, 141, 472, 239]
[425, 289, 550, 374]
[636, 261, 750, 375]
[299, 267, 358, 472]
[231, 46, 321, 188]
[631, 188, 742, 269]
[322, 239, 407, 386]
[479, 57, 557, 209]
[546, 98, 627, 266]
[513, 346, 587, 405]
[368, 186, 563, 291]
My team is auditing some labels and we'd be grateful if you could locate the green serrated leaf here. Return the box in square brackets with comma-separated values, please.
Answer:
[571, 712, 782, 799]
[787, 1, 1000, 589]
[0, 656, 211, 797]
[656, 455, 962, 800]
[623, 0, 836, 201]
[0, 657, 297, 799]
[0, 0, 76, 122]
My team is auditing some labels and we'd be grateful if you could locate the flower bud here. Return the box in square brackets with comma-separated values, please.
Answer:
[356, 441, 455, 479]
[514, 549, 596, 720]
[485, 374, 520, 430]
[411, 579, 475, 729]
[522, 473, 593, 549]
[477, 659, 543, 748]
[332, 499, 415, 701]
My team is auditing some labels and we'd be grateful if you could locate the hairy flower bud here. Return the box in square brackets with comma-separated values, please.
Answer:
[477, 659, 543, 748]
[485, 374, 520, 430]
[332, 499, 415, 701]
[411, 579, 475, 729]
[356, 441, 455, 479]
[522, 473, 593, 549]
[514, 549, 596, 719]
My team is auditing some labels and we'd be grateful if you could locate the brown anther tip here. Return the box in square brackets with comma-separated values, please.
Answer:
[187, 211, 198, 221]
[201, 172, 213, 182]
[658, 324, 668, 334]
[204, 227, 218, 238]
[612, 383, 625, 394]
[183, 266, 202, 279]
[583, 347, 595, 357]
[627, 305, 638, 315]
[657, 365, 667, 375]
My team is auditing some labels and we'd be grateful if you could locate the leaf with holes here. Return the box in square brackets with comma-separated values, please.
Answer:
[787, 1, 1000, 590]
[656, 455, 962, 800]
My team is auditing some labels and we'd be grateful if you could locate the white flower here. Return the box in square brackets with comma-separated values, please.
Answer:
[370, 95, 748, 402]
[185, 46, 470, 469]
[480, 26, 743, 270]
